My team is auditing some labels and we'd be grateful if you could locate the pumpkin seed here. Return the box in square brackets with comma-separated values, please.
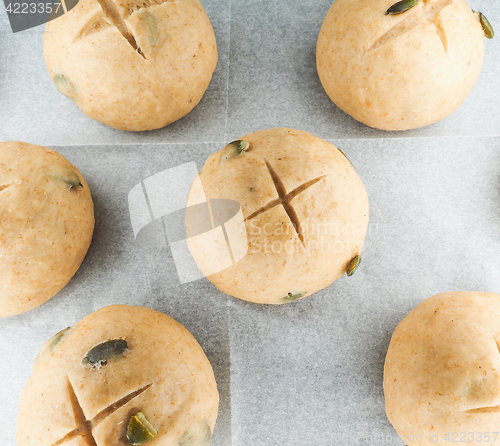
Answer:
[282, 292, 305, 302]
[48, 166, 83, 189]
[200, 423, 212, 445]
[479, 12, 494, 39]
[53, 74, 75, 98]
[82, 339, 128, 368]
[178, 431, 195, 446]
[346, 255, 361, 277]
[126, 412, 158, 445]
[178, 423, 212, 446]
[219, 140, 250, 163]
[386, 0, 420, 15]
[50, 327, 71, 349]
[37, 327, 70, 360]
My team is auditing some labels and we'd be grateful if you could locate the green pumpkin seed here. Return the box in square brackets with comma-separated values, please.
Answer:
[48, 166, 83, 189]
[178, 423, 212, 446]
[126, 412, 158, 445]
[178, 431, 195, 446]
[53, 74, 76, 99]
[82, 339, 128, 368]
[386, 0, 420, 15]
[219, 140, 250, 163]
[346, 255, 361, 277]
[479, 12, 494, 39]
[50, 327, 71, 349]
[200, 423, 212, 445]
[282, 292, 305, 302]
[36, 327, 71, 363]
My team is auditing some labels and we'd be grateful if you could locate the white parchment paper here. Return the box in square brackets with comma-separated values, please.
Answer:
[0, 0, 498, 145]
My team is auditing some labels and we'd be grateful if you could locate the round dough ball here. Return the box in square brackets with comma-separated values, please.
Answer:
[384, 291, 500, 445]
[43, 0, 218, 131]
[17, 305, 219, 446]
[317, 0, 486, 131]
[186, 128, 369, 305]
[0, 142, 94, 318]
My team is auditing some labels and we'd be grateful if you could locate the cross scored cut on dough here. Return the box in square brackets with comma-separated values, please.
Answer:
[58, 0, 68, 13]
[0, 183, 13, 192]
[74, 0, 174, 58]
[368, 0, 456, 53]
[244, 159, 327, 246]
[464, 405, 500, 414]
[51, 379, 153, 446]
[460, 337, 500, 415]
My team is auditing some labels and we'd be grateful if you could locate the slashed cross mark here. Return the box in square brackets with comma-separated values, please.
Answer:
[0, 184, 13, 192]
[74, 0, 173, 58]
[244, 160, 326, 246]
[51, 379, 153, 446]
[460, 337, 500, 415]
[463, 405, 500, 414]
[368, 0, 456, 54]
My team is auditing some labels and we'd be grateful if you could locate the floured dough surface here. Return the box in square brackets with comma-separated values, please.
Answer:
[186, 128, 369, 305]
[317, 0, 485, 131]
[0, 142, 94, 318]
[17, 305, 219, 446]
[43, 0, 218, 131]
[384, 292, 500, 445]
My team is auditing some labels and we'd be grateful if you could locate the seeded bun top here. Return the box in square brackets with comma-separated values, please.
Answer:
[186, 128, 369, 305]
[317, 0, 488, 131]
[16, 305, 219, 446]
[43, 0, 218, 131]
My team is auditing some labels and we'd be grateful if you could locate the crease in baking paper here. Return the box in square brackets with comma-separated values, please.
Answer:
[128, 162, 247, 284]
